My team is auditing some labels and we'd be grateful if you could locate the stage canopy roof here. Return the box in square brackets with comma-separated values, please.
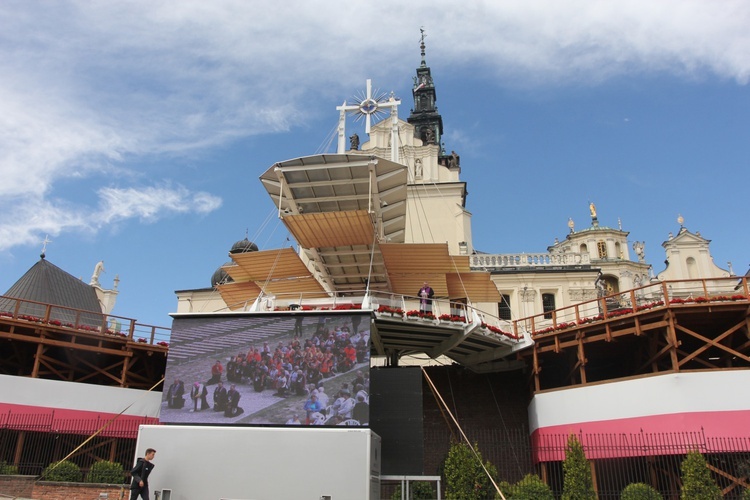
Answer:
[214, 154, 500, 305]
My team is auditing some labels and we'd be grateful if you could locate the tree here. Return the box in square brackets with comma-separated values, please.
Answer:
[505, 473, 554, 500]
[42, 460, 82, 482]
[86, 460, 126, 484]
[680, 451, 721, 500]
[621, 482, 663, 500]
[443, 441, 498, 500]
[562, 434, 596, 500]
[0, 460, 19, 475]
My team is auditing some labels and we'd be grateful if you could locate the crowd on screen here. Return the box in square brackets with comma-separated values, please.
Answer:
[297, 371, 370, 426]
[165, 316, 370, 422]
[221, 318, 369, 397]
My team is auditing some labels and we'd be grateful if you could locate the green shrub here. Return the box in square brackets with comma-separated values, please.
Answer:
[42, 460, 82, 482]
[680, 451, 721, 500]
[742, 487, 750, 500]
[86, 460, 125, 484]
[505, 473, 554, 500]
[562, 434, 596, 500]
[0, 460, 19, 475]
[391, 480, 436, 499]
[621, 482, 663, 500]
[443, 441, 498, 500]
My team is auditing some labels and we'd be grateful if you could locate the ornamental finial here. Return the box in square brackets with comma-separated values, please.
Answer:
[419, 27, 427, 67]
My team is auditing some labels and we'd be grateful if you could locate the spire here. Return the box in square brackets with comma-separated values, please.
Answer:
[407, 28, 444, 148]
[420, 27, 427, 67]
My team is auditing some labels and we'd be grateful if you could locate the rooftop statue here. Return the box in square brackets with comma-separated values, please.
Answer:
[90, 260, 105, 286]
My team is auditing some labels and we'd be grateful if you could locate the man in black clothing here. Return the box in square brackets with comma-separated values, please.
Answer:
[130, 448, 156, 500]
[225, 384, 244, 417]
[213, 382, 228, 412]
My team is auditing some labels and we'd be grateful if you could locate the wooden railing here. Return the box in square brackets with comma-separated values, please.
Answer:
[0, 294, 171, 346]
[512, 276, 750, 337]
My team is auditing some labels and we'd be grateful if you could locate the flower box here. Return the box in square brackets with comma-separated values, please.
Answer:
[377, 305, 404, 316]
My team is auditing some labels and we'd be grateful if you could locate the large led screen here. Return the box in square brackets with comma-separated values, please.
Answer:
[162, 312, 371, 427]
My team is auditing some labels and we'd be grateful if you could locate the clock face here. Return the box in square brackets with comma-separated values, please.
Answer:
[359, 98, 378, 114]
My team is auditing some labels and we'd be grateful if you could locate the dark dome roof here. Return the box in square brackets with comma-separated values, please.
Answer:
[211, 262, 235, 287]
[230, 237, 259, 254]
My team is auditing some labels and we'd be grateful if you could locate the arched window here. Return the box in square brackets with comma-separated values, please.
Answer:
[542, 293, 556, 319]
[597, 241, 607, 259]
[580, 243, 588, 255]
[687, 257, 697, 279]
[615, 242, 621, 259]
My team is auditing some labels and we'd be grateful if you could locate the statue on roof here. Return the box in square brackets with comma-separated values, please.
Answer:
[589, 202, 597, 218]
[448, 151, 459, 168]
[349, 133, 359, 151]
[424, 127, 435, 145]
[633, 241, 646, 263]
[90, 260, 105, 286]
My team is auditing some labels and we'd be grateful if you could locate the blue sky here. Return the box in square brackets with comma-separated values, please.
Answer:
[1, 1, 748, 328]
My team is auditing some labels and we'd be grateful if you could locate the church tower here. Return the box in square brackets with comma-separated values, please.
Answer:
[407, 30, 444, 150]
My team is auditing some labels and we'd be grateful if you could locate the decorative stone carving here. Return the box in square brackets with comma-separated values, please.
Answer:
[570, 289, 598, 301]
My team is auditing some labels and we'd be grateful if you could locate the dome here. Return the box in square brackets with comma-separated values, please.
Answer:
[230, 237, 259, 254]
[211, 262, 235, 287]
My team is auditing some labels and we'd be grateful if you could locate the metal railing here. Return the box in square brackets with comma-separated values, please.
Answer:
[229, 289, 525, 342]
[536, 430, 750, 499]
[0, 413, 156, 477]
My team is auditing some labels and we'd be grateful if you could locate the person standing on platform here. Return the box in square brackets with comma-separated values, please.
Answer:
[130, 448, 156, 500]
[418, 282, 434, 314]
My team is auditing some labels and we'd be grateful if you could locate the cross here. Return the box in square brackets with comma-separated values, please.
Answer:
[336, 79, 401, 157]
[41, 234, 52, 257]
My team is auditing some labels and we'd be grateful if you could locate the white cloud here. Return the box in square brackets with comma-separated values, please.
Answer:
[96, 186, 222, 224]
[0, 187, 221, 251]
[0, 0, 748, 251]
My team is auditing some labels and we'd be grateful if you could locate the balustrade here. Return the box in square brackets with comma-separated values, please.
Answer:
[471, 252, 590, 269]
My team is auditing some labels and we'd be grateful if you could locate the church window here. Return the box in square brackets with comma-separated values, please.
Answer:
[498, 294, 511, 320]
[597, 241, 607, 259]
[580, 243, 588, 254]
[687, 257, 697, 279]
[542, 293, 556, 319]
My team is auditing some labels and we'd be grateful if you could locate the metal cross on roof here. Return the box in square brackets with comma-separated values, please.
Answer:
[40, 234, 52, 258]
[336, 79, 401, 161]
